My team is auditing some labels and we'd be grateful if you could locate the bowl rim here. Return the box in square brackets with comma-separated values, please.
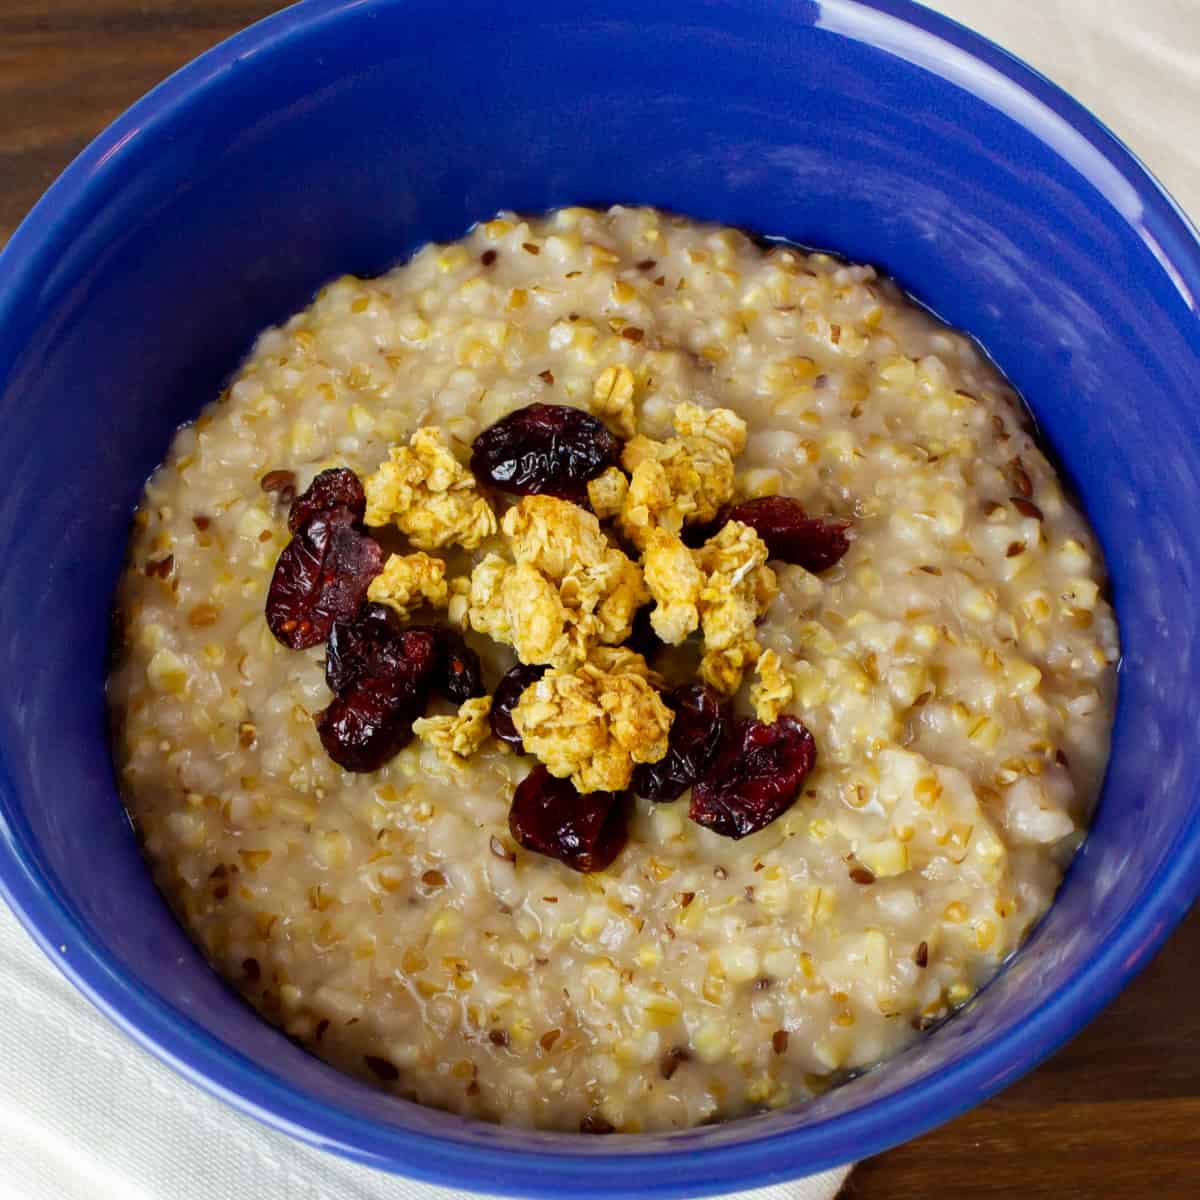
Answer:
[2, 0, 1200, 1194]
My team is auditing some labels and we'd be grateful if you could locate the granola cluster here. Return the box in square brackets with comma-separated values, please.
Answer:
[750, 649, 794, 724]
[591, 364, 638, 439]
[617, 402, 746, 547]
[640, 519, 779, 694]
[412, 695, 493, 767]
[511, 648, 672, 792]
[465, 496, 646, 670]
[364, 426, 497, 549]
[367, 551, 449, 620]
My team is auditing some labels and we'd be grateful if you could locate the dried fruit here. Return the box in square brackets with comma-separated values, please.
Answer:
[422, 627, 485, 704]
[720, 496, 850, 573]
[266, 507, 383, 649]
[689, 715, 816, 839]
[288, 467, 366, 533]
[490, 663, 547, 752]
[346, 613, 483, 706]
[470, 403, 622, 500]
[315, 627, 438, 772]
[632, 683, 725, 800]
[325, 603, 400, 693]
[317, 682, 414, 771]
[508, 765, 628, 872]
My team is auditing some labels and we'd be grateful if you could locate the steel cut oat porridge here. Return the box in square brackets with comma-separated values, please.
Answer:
[108, 206, 1118, 1132]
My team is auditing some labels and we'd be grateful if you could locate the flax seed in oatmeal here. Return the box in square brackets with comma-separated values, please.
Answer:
[108, 205, 1118, 1133]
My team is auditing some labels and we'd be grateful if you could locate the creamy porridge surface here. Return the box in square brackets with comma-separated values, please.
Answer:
[108, 206, 1119, 1132]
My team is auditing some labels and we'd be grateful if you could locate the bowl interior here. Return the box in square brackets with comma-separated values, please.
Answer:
[1, 1, 1199, 1195]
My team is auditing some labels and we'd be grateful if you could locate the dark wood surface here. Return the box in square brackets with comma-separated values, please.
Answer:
[2, 4, 1197, 1196]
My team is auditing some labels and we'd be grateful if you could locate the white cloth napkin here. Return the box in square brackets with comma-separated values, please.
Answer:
[2, 3, 1197, 1199]
[0, 902, 850, 1200]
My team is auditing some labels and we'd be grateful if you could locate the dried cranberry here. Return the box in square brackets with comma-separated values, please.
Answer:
[288, 467, 366, 533]
[316, 682, 415, 772]
[632, 683, 725, 801]
[266, 507, 383, 649]
[325, 603, 400, 692]
[470, 403, 621, 500]
[315, 627, 438, 772]
[721, 497, 850, 573]
[490, 663, 548, 752]
[509, 766, 629, 872]
[328, 607, 482, 704]
[689, 715, 816, 839]
[416, 626, 485, 704]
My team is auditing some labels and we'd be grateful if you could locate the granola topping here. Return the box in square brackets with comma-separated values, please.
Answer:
[366, 552, 449, 619]
[617, 403, 747, 547]
[751, 648, 794, 724]
[591, 364, 638, 438]
[413, 695, 494, 767]
[467, 496, 646, 669]
[642, 519, 779, 693]
[364, 426, 497, 549]
[511, 647, 673, 792]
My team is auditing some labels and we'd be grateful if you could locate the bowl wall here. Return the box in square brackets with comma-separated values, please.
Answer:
[1, 1, 1198, 1195]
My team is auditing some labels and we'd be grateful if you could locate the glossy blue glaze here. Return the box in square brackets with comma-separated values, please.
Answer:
[0, 0, 1197, 1194]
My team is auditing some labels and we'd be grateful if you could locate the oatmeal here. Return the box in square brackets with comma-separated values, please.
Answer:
[108, 206, 1119, 1133]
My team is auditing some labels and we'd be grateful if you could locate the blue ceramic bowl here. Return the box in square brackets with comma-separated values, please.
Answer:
[1, 1, 1198, 1194]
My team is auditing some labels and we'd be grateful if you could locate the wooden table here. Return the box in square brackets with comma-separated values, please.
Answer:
[3, 4, 1197, 1196]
